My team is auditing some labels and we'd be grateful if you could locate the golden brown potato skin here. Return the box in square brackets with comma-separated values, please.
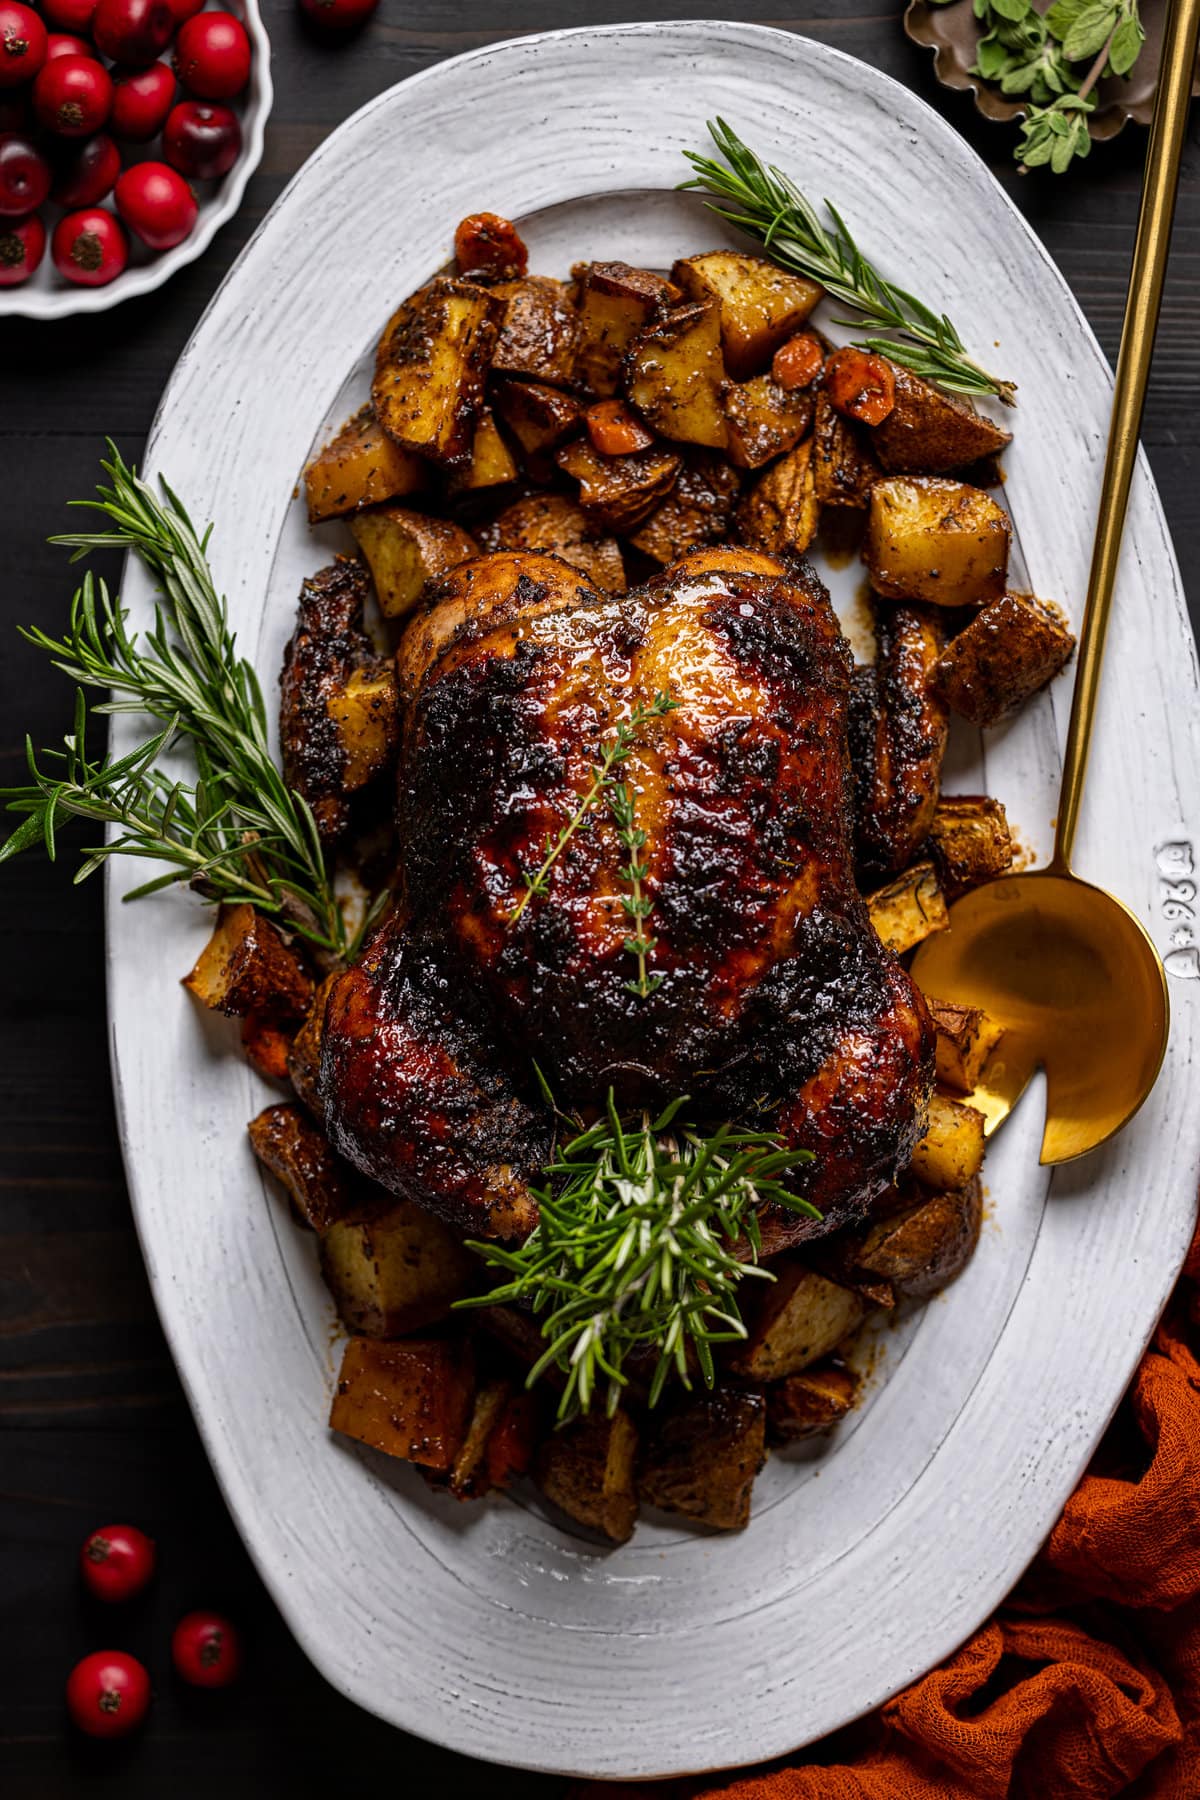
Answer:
[870, 362, 1012, 474]
[849, 605, 949, 880]
[931, 593, 1075, 726]
[639, 1389, 767, 1531]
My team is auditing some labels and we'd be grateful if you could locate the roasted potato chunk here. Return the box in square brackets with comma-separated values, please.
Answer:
[929, 794, 1014, 897]
[573, 260, 678, 396]
[535, 1407, 639, 1544]
[812, 390, 879, 507]
[731, 1263, 865, 1381]
[926, 998, 1005, 1093]
[834, 1179, 982, 1302]
[287, 973, 335, 1120]
[624, 301, 729, 449]
[184, 903, 312, 1022]
[482, 493, 625, 592]
[326, 666, 399, 792]
[452, 407, 519, 492]
[910, 1094, 986, 1190]
[866, 476, 1010, 608]
[303, 406, 428, 524]
[372, 276, 502, 467]
[931, 592, 1076, 726]
[671, 251, 822, 379]
[736, 439, 819, 556]
[768, 1364, 859, 1442]
[350, 508, 479, 620]
[490, 276, 579, 385]
[722, 375, 813, 469]
[493, 377, 583, 456]
[555, 438, 681, 533]
[248, 1102, 377, 1232]
[866, 860, 949, 955]
[871, 362, 1012, 474]
[241, 1014, 293, 1083]
[447, 1376, 514, 1499]
[320, 1201, 477, 1337]
[329, 1336, 474, 1472]
[639, 1390, 767, 1531]
[629, 448, 741, 563]
[849, 606, 949, 881]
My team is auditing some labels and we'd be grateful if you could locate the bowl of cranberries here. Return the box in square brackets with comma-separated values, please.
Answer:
[0, 0, 270, 314]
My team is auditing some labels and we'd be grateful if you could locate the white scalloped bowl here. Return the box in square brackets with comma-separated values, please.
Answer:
[0, 0, 271, 320]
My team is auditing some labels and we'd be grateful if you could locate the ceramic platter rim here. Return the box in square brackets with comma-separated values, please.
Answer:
[105, 20, 1200, 1779]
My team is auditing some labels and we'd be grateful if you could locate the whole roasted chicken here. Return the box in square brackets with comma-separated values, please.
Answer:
[319, 545, 935, 1250]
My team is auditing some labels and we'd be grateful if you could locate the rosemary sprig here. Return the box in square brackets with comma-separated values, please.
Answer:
[0, 447, 353, 956]
[461, 1094, 818, 1423]
[680, 119, 1017, 405]
[607, 775, 662, 997]
[507, 690, 677, 926]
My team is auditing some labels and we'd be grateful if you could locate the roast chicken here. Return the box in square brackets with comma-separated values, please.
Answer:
[318, 546, 936, 1251]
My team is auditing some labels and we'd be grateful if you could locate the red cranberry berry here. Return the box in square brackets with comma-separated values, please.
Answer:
[163, 97, 239, 178]
[52, 204, 128, 283]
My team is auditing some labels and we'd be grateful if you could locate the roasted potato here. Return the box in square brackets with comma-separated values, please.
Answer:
[320, 1201, 477, 1337]
[326, 667, 399, 792]
[832, 1178, 982, 1303]
[671, 251, 822, 379]
[350, 508, 479, 620]
[735, 439, 819, 555]
[629, 448, 741, 563]
[871, 362, 1012, 474]
[722, 375, 813, 469]
[910, 1094, 986, 1190]
[930, 592, 1076, 726]
[329, 1335, 475, 1471]
[493, 377, 583, 456]
[929, 794, 1014, 897]
[372, 276, 502, 466]
[241, 1014, 293, 1083]
[639, 1390, 767, 1531]
[768, 1363, 859, 1442]
[482, 493, 625, 592]
[248, 1102, 375, 1232]
[535, 1406, 639, 1543]
[490, 275, 579, 385]
[573, 260, 678, 396]
[452, 407, 519, 492]
[812, 390, 879, 508]
[866, 860, 949, 955]
[447, 1376, 514, 1499]
[731, 1263, 865, 1381]
[623, 301, 729, 450]
[184, 903, 313, 1022]
[555, 438, 681, 533]
[865, 477, 1010, 608]
[925, 997, 1005, 1093]
[287, 973, 335, 1119]
[849, 605, 949, 881]
[303, 406, 428, 524]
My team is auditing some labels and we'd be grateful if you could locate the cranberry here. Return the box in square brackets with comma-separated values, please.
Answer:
[92, 0, 173, 68]
[52, 205, 128, 283]
[0, 90, 27, 131]
[33, 54, 112, 137]
[298, 0, 378, 30]
[115, 157, 195, 247]
[40, 0, 99, 32]
[45, 29, 91, 58]
[66, 1650, 151, 1738]
[173, 12, 249, 99]
[163, 0, 204, 21]
[0, 209, 45, 283]
[79, 1523, 157, 1603]
[111, 61, 175, 138]
[171, 1610, 242, 1688]
[163, 97, 238, 178]
[51, 129, 120, 204]
[0, 133, 50, 214]
[0, 2, 47, 88]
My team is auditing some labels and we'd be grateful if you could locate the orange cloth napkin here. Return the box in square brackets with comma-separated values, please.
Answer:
[574, 1215, 1200, 1800]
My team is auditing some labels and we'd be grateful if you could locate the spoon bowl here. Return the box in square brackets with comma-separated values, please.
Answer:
[912, 871, 1169, 1163]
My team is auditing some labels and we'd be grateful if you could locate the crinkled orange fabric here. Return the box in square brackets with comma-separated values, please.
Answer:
[573, 1217, 1200, 1800]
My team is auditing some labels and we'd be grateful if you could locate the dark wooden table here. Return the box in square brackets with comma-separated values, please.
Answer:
[2, 5, 1197, 1793]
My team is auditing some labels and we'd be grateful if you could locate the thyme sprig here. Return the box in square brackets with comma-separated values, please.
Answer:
[507, 690, 677, 927]
[0, 447, 355, 957]
[680, 119, 1016, 404]
[461, 1094, 818, 1423]
[608, 775, 663, 997]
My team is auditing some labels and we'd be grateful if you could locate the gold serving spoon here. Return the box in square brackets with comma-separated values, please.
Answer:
[911, 0, 1199, 1164]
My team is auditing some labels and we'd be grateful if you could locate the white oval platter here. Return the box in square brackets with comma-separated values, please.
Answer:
[105, 20, 1200, 1781]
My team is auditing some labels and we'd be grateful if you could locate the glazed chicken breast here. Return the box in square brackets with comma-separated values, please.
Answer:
[320, 546, 935, 1250]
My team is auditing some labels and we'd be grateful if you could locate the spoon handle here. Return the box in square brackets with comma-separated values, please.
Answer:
[1052, 0, 1200, 872]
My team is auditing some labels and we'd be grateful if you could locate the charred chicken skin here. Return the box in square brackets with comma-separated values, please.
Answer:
[320, 546, 935, 1250]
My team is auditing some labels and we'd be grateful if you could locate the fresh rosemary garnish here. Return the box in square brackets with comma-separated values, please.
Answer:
[608, 774, 663, 997]
[507, 690, 677, 927]
[680, 119, 1017, 405]
[0, 447, 360, 958]
[461, 1093, 818, 1423]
